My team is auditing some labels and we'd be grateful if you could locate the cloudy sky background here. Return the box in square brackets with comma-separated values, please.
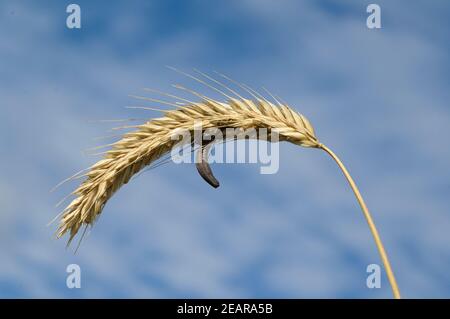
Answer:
[1, 0, 449, 298]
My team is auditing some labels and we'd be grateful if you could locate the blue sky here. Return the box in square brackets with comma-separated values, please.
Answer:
[0, 0, 449, 298]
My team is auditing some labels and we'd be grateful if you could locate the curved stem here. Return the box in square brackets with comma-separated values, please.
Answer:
[319, 144, 401, 299]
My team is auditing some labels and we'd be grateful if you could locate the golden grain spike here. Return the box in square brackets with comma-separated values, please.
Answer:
[55, 83, 400, 299]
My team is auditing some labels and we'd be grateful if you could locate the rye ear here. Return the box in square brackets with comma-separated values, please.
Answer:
[54, 70, 400, 299]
